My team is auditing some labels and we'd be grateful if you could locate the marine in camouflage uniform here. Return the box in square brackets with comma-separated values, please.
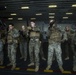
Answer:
[71, 30, 76, 71]
[46, 20, 64, 72]
[7, 23, 19, 70]
[64, 27, 76, 71]
[28, 22, 41, 72]
[19, 25, 28, 61]
[63, 26, 75, 60]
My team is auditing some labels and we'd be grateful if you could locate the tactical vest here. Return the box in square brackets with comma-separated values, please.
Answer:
[7, 30, 13, 44]
[49, 28, 61, 43]
[66, 30, 74, 40]
[30, 31, 40, 39]
[7, 29, 18, 44]
[29, 27, 40, 39]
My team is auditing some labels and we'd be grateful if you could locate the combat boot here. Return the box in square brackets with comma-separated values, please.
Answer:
[65, 57, 69, 60]
[42, 57, 46, 61]
[59, 66, 64, 72]
[46, 65, 51, 70]
[28, 63, 34, 66]
[11, 64, 16, 70]
[73, 66, 76, 71]
[35, 66, 39, 72]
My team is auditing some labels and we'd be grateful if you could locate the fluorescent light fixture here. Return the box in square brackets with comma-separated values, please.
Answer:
[49, 13, 55, 15]
[36, 13, 42, 16]
[10, 13, 17, 16]
[18, 18, 23, 20]
[21, 6, 29, 9]
[48, 5, 57, 8]
[66, 13, 73, 15]
[8, 18, 13, 20]
[72, 4, 76, 7]
[63, 17, 68, 19]
[49, 16, 54, 18]
[30, 18, 36, 20]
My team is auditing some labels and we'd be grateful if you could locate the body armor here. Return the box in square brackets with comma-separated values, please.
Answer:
[49, 28, 61, 43]
[7, 29, 18, 44]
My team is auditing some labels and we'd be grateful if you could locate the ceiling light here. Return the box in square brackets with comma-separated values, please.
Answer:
[30, 18, 36, 20]
[49, 16, 54, 18]
[63, 17, 68, 19]
[48, 5, 57, 8]
[21, 6, 29, 9]
[66, 13, 73, 15]
[72, 4, 76, 7]
[10, 13, 17, 16]
[36, 13, 42, 16]
[18, 18, 23, 20]
[8, 18, 13, 20]
[49, 13, 55, 15]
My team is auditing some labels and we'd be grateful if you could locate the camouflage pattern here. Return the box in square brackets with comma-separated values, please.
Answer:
[47, 27, 63, 67]
[73, 54, 76, 71]
[63, 29, 75, 58]
[29, 27, 40, 66]
[7, 28, 19, 66]
[47, 42, 63, 66]
[8, 43, 17, 66]
[71, 31, 76, 71]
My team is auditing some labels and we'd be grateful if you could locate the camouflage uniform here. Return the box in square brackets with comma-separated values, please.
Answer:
[73, 55, 76, 71]
[63, 29, 76, 71]
[71, 31, 76, 71]
[63, 30, 75, 60]
[19, 30, 27, 61]
[7, 28, 19, 69]
[46, 27, 63, 72]
[28, 27, 40, 71]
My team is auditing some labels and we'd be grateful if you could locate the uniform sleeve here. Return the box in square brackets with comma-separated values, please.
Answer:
[26, 30, 29, 37]
[36, 27, 40, 31]
[56, 27, 63, 38]
[62, 31, 68, 41]
[13, 29, 19, 38]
